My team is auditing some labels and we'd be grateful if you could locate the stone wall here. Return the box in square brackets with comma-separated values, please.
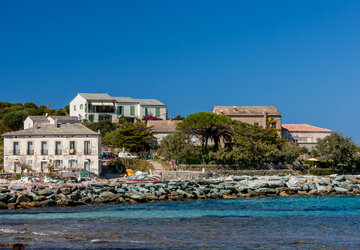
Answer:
[1, 174, 359, 210]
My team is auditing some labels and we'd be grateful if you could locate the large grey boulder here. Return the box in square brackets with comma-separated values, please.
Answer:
[0, 193, 10, 202]
[38, 189, 54, 196]
[316, 184, 327, 192]
[335, 175, 346, 182]
[286, 178, 302, 191]
[267, 180, 285, 188]
[247, 180, 267, 189]
[10, 186, 23, 191]
[255, 188, 276, 194]
[334, 187, 348, 193]
[0, 189, 10, 193]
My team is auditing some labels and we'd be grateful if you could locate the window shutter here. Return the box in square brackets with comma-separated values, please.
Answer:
[156, 108, 160, 117]
[130, 106, 135, 116]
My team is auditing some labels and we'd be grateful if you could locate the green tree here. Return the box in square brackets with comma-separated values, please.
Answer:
[1, 111, 28, 131]
[210, 121, 306, 167]
[312, 132, 358, 166]
[177, 112, 233, 154]
[157, 132, 196, 161]
[172, 115, 185, 120]
[23, 102, 38, 109]
[64, 105, 70, 114]
[114, 121, 153, 154]
[102, 131, 116, 147]
[86, 120, 117, 137]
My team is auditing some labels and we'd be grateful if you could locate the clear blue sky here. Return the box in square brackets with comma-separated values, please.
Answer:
[1, 1, 360, 142]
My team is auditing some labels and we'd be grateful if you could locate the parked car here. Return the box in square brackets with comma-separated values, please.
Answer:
[102, 151, 115, 160]
[118, 152, 138, 159]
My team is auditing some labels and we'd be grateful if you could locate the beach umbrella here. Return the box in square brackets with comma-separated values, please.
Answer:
[307, 158, 319, 161]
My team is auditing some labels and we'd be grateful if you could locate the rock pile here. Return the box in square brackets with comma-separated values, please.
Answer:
[0, 175, 359, 210]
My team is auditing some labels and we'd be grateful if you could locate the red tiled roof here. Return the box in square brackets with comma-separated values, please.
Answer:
[282, 124, 332, 132]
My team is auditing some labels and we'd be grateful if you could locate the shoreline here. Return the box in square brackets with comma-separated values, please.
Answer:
[0, 175, 359, 210]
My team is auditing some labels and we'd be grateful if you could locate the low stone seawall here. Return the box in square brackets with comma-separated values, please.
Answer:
[0, 175, 359, 210]
[162, 170, 301, 180]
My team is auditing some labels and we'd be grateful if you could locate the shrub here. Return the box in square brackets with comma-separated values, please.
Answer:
[309, 168, 338, 176]
[108, 158, 154, 173]
[179, 156, 203, 165]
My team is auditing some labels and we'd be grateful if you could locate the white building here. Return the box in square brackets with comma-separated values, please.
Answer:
[2, 123, 101, 175]
[69, 93, 167, 122]
[24, 115, 80, 129]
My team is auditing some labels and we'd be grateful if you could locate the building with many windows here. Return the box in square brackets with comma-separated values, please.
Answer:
[69, 93, 167, 122]
[2, 123, 101, 175]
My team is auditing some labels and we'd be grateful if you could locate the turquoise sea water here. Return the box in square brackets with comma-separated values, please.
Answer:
[0, 196, 360, 248]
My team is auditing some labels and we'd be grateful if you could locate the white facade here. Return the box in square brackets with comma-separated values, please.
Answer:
[69, 93, 167, 122]
[3, 124, 101, 175]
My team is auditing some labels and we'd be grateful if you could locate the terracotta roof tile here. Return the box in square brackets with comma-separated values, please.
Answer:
[282, 124, 332, 132]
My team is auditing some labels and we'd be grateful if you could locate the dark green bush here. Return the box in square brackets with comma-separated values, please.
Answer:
[179, 156, 203, 165]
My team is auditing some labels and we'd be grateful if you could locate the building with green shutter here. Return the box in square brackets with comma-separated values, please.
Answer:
[70, 93, 167, 122]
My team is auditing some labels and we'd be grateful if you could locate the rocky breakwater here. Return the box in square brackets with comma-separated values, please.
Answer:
[0, 175, 359, 210]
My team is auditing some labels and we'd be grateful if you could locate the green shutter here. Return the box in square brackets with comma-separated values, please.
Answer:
[130, 106, 135, 116]
[121, 106, 124, 115]
[116, 107, 120, 115]
[156, 108, 160, 117]
[142, 107, 147, 116]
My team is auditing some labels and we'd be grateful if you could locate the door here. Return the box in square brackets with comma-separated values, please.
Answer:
[84, 160, 91, 171]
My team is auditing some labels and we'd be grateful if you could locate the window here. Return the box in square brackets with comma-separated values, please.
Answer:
[41, 141, 48, 155]
[69, 141, 76, 154]
[307, 137, 312, 143]
[13, 142, 19, 155]
[54, 160, 63, 169]
[80, 104, 83, 110]
[74, 105, 76, 111]
[27, 142, 33, 155]
[84, 141, 91, 154]
[130, 106, 135, 116]
[84, 160, 91, 171]
[28, 160, 33, 168]
[156, 108, 160, 117]
[117, 106, 124, 115]
[254, 122, 259, 126]
[69, 159, 78, 168]
[55, 141, 62, 155]
[88, 115, 94, 122]
[271, 122, 276, 128]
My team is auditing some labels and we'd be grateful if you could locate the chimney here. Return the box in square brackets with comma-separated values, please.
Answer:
[233, 106, 237, 111]
[54, 118, 58, 127]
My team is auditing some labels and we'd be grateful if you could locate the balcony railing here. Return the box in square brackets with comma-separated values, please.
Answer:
[13, 150, 20, 155]
[27, 150, 34, 155]
[55, 150, 62, 155]
[41, 149, 48, 155]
